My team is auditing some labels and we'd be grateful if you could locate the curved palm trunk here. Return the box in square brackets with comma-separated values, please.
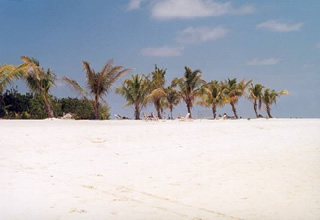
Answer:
[253, 100, 258, 118]
[266, 104, 273, 118]
[230, 102, 238, 119]
[42, 94, 54, 118]
[135, 104, 140, 120]
[212, 103, 217, 119]
[44, 102, 54, 118]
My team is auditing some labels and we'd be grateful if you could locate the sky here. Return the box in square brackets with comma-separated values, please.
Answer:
[0, 0, 319, 118]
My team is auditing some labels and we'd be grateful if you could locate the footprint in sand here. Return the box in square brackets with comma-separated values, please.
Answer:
[116, 186, 131, 193]
[70, 208, 87, 213]
[82, 185, 95, 190]
[91, 138, 107, 143]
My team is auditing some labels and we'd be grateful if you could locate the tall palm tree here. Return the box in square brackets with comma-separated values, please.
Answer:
[172, 67, 205, 118]
[64, 60, 130, 119]
[0, 56, 56, 118]
[26, 68, 56, 118]
[115, 74, 151, 120]
[163, 86, 181, 119]
[262, 88, 288, 118]
[150, 65, 166, 89]
[222, 78, 252, 119]
[146, 65, 166, 119]
[198, 80, 225, 119]
[248, 83, 264, 118]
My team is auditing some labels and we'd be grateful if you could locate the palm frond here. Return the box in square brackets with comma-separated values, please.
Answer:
[63, 77, 89, 100]
[279, 90, 289, 95]
[21, 56, 40, 66]
[146, 88, 166, 102]
[100, 59, 114, 75]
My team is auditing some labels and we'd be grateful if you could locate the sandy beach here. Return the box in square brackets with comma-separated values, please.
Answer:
[0, 119, 319, 220]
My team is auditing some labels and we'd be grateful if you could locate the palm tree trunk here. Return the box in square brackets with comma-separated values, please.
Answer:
[266, 104, 272, 118]
[187, 103, 192, 118]
[94, 96, 99, 120]
[253, 100, 258, 118]
[230, 102, 238, 119]
[157, 109, 161, 119]
[212, 104, 217, 119]
[170, 106, 173, 119]
[156, 101, 162, 119]
[135, 104, 140, 120]
[186, 98, 192, 118]
[42, 94, 54, 118]
[44, 102, 54, 118]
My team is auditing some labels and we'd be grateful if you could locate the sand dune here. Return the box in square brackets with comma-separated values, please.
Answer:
[0, 119, 319, 219]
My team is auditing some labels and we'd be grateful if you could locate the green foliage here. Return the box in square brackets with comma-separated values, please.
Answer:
[2, 58, 289, 120]
[162, 86, 181, 119]
[249, 83, 265, 118]
[116, 74, 151, 119]
[0, 89, 110, 120]
[0, 56, 56, 118]
[150, 65, 166, 89]
[29, 95, 48, 119]
[198, 80, 225, 119]
[98, 104, 110, 120]
[147, 65, 167, 118]
[59, 97, 110, 120]
[59, 98, 93, 119]
[63, 59, 130, 119]
[262, 88, 289, 118]
[172, 66, 205, 118]
[0, 88, 32, 117]
[221, 78, 252, 118]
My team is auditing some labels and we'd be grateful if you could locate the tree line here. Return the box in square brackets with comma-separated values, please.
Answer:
[0, 88, 110, 119]
[0, 56, 288, 120]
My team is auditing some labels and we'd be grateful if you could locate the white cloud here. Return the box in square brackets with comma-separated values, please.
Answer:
[245, 58, 280, 66]
[140, 46, 182, 57]
[256, 20, 303, 32]
[177, 26, 228, 44]
[151, 0, 255, 20]
[128, 0, 145, 10]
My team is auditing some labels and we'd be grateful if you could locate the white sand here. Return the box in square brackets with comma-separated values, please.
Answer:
[0, 119, 319, 220]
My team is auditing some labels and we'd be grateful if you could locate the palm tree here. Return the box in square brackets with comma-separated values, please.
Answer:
[163, 86, 181, 119]
[172, 67, 205, 118]
[115, 74, 151, 120]
[150, 65, 166, 89]
[198, 80, 225, 119]
[262, 88, 288, 118]
[146, 65, 167, 119]
[222, 78, 252, 119]
[0, 65, 22, 93]
[0, 56, 56, 118]
[64, 60, 130, 119]
[248, 83, 264, 118]
[26, 68, 56, 118]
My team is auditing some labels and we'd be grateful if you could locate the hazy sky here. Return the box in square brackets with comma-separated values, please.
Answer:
[1, 0, 319, 118]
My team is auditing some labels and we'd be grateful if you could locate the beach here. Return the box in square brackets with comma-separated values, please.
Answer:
[0, 119, 319, 220]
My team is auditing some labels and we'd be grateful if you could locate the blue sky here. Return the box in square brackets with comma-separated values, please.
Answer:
[1, 0, 319, 118]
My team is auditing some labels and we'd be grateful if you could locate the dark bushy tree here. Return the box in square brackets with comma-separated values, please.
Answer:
[0, 89, 110, 120]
